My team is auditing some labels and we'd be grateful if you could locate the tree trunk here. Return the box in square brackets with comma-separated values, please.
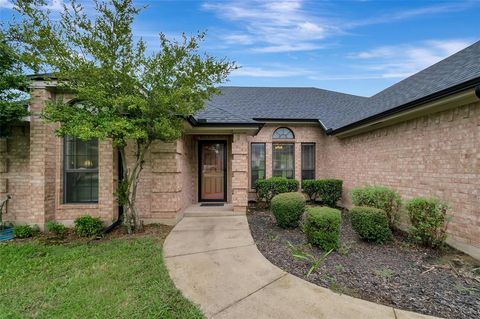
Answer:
[117, 140, 151, 233]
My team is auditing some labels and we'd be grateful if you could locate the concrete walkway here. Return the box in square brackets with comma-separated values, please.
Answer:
[164, 215, 438, 319]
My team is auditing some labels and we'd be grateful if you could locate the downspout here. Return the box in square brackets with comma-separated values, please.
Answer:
[0, 195, 12, 226]
[102, 150, 124, 234]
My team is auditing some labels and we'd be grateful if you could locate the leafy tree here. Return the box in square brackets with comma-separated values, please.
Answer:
[11, 0, 235, 232]
[0, 32, 29, 138]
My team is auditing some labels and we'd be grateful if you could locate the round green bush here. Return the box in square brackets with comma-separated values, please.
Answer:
[256, 177, 299, 207]
[405, 197, 448, 248]
[74, 215, 104, 237]
[271, 192, 305, 228]
[304, 207, 341, 251]
[13, 224, 36, 238]
[350, 186, 401, 228]
[349, 206, 392, 244]
[46, 221, 66, 237]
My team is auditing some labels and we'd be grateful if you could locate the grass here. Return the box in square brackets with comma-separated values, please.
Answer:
[374, 267, 395, 280]
[0, 236, 204, 319]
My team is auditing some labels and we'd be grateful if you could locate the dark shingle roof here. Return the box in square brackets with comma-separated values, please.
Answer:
[196, 87, 367, 128]
[194, 40, 480, 131]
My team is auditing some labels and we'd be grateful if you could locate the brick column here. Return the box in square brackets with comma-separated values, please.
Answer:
[294, 142, 302, 182]
[0, 138, 7, 196]
[29, 86, 56, 227]
[98, 140, 117, 223]
[148, 140, 183, 224]
[232, 133, 248, 213]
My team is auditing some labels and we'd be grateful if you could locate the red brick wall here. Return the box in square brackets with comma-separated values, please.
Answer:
[244, 107, 479, 255]
[3, 86, 118, 228]
[0, 128, 30, 224]
[247, 123, 325, 200]
[134, 138, 197, 225]
[6, 84, 479, 256]
[322, 101, 480, 250]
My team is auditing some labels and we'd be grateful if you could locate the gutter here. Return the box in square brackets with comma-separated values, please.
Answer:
[192, 122, 262, 128]
[475, 85, 480, 99]
[330, 77, 480, 135]
[252, 118, 320, 123]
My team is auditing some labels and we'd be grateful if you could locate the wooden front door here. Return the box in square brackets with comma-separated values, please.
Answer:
[199, 141, 227, 202]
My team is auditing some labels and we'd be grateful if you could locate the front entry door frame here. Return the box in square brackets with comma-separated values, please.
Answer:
[198, 140, 227, 202]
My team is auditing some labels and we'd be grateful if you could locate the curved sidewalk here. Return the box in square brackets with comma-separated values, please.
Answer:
[164, 215, 438, 319]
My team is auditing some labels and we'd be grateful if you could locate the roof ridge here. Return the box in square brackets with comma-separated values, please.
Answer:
[218, 86, 368, 99]
[372, 39, 480, 98]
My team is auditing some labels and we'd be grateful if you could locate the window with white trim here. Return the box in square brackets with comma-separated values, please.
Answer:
[272, 127, 294, 139]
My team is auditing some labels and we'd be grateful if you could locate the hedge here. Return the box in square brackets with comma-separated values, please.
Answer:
[302, 179, 342, 207]
[405, 197, 448, 248]
[256, 177, 299, 207]
[13, 225, 36, 238]
[74, 215, 104, 237]
[271, 192, 306, 228]
[349, 206, 391, 244]
[304, 207, 341, 251]
[350, 185, 401, 228]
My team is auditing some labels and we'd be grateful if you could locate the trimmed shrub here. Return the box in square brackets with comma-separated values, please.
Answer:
[350, 206, 391, 244]
[271, 192, 305, 228]
[256, 177, 299, 207]
[302, 179, 317, 201]
[46, 221, 66, 237]
[13, 225, 35, 238]
[304, 207, 341, 251]
[405, 197, 448, 248]
[74, 215, 103, 237]
[317, 179, 343, 207]
[301, 179, 342, 207]
[350, 186, 401, 228]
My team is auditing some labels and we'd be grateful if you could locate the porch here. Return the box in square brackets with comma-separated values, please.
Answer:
[183, 203, 237, 217]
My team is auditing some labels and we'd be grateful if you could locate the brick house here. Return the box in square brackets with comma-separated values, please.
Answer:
[1, 41, 479, 259]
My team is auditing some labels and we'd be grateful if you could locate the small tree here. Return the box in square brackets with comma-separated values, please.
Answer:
[11, 0, 235, 232]
[0, 32, 29, 138]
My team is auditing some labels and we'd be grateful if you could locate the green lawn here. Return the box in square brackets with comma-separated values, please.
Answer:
[0, 236, 204, 319]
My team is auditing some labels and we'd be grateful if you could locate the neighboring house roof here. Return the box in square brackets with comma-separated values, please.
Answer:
[194, 40, 480, 132]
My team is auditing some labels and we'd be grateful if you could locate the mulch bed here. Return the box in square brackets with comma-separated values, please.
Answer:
[247, 206, 480, 319]
[8, 224, 173, 246]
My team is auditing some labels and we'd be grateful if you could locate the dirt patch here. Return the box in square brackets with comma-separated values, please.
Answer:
[247, 207, 480, 319]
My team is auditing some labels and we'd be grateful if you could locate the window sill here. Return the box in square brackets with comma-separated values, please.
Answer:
[57, 203, 99, 210]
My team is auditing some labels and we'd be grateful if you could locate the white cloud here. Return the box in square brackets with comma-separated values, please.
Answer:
[308, 38, 474, 82]
[204, 0, 476, 54]
[346, 2, 476, 28]
[0, 0, 64, 11]
[0, 0, 13, 9]
[223, 34, 255, 45]
[350, 39, 474, 79]
[252, 43, 322, 53]
[44, 0, 64, 11]
[232, 65, 313, 78]
[203, 0, 331, 53]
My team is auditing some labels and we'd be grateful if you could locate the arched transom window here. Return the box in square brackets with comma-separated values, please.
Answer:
[272, 127, 294, 139]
